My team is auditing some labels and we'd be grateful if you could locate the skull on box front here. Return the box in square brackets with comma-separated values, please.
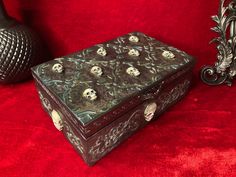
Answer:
[144, 102, 157, 122]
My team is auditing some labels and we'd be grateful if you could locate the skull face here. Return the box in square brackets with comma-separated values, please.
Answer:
[126, 67, 140, 77]
[128, 49, 140, 57]
[129, 35, 139, 43]
[90, 66, 103, 77]
[52, 63, 64, 73]
[83, 88, 97, 101]
[162, 50, 175, 59]
[144, 102, 157, 122]
[97, 47, 107, 56]
[51, 110, 63, 131]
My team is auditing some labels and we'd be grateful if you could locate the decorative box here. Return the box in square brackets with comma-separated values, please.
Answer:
[31, 32, 195, 166]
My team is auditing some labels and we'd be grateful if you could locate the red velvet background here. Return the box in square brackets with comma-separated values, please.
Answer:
[0, 0, 236, 176]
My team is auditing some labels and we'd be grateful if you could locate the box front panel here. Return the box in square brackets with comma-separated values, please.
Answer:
[33, 68, 193, 166]
[81, 66, 194, 138]
[84, 73, 192, 165]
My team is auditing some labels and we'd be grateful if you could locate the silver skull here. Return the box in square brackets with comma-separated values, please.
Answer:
[129, 35, 139, 43]
[126, 66, 140, 77]
[162, 50, 175, 59]
[52, 63, 64, 73]
[128, 49, 140, 57]
[90, 66, 103, 77]
[97, 47, 107, 56]
[83, 88, 97, 101]
[144, 102, 157, 122]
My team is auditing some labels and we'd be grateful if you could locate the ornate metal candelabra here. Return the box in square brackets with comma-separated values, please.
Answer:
[201, 0, 236, 86]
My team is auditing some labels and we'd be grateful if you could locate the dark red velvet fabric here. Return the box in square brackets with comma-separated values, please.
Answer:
[0, 0, 236, 176]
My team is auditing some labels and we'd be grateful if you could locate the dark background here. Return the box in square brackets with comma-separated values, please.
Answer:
[0, 0, 235, 177]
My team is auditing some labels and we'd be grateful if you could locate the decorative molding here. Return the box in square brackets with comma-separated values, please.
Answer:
[158, 80, 190, 112]
[201, 0, 236, 86]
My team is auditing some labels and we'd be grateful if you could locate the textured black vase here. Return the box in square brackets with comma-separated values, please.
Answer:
[0, 1, 43, 83]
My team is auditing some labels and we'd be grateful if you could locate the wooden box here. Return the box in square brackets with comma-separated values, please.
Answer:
[32, 32, 195, 166]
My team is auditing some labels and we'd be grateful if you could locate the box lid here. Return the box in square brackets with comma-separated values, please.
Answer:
[32, 32, 194, 135]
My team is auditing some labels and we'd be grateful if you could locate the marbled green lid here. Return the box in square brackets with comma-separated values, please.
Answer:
[32, 32, 194, 125]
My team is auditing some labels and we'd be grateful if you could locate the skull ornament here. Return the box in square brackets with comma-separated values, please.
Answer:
[129, 35, 139, 43]
[83, 88, 97, 101]
[51, 110, 63, 131]
[128, 49, 140, 57]
[126, 66, 141, 77]
[52, 63, 64, 73]
[144, 102, 157, 122]
[162, 50, 175, 59]
[97, 47, 107, 56]
[90, 66, 103, 77]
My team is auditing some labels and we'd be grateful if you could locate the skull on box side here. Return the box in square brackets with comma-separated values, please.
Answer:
[144, 102, 157, 122]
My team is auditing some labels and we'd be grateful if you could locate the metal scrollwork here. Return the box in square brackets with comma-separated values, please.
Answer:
[38, 91, 52, 112]
[201, 0, 236, 86]
[158, 80, 190, 111]
[88, 110, 142, 162]
[63, 121, 85, 155]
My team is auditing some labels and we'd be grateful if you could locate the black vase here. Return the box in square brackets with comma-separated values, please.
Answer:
[0, 1, 44, 83]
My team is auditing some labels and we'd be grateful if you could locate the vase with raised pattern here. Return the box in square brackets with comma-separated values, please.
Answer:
[0, 0, 44, 83]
